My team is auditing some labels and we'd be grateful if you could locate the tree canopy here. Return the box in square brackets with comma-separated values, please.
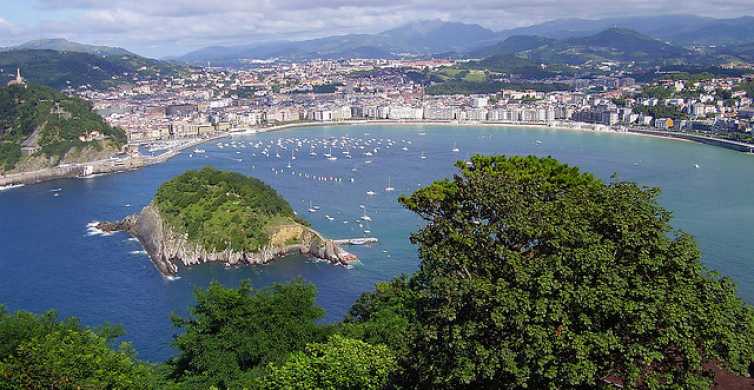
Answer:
[396, 154, 754, 389]
[168, 280, 331, 388]
[0, 306, 161, 389]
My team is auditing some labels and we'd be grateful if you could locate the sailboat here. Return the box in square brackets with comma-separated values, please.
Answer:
[452, 143, 460, 153]
[308, 201, 317, 213]
[327, 146, 338, 161]
[385, 177, 395, 192]
[420, 152, 427, 160]
[360, 208, 372, 222]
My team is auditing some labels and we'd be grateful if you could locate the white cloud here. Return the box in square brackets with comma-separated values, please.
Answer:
[3, 0, 754, 57]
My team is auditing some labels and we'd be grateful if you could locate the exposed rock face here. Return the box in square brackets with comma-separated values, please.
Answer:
[100, 203, 357, 276]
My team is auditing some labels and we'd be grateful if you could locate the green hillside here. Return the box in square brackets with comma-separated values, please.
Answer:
[153, 167, 307, 253]
[0, 84, 126, 171]
[0, 49, 182, 90]
[477, 28, 696, 66]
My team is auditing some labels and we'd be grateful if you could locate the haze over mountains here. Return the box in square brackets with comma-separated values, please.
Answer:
[175, 15, 754, 64]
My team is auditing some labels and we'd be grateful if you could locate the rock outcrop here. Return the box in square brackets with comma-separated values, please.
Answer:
[100, 203, 357, 276]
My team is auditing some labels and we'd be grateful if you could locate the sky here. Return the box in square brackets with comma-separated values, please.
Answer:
[2, 0, 754, 58]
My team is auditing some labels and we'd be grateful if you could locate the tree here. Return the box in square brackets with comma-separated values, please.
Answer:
[0, 306, 161, 389]
[397, 155, 754, 389]
[256, 334, 396, 390]
[340, 275, 415, 355]
[168, 280, 330, 388]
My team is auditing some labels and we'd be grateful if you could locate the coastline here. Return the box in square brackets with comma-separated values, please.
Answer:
[2, 119, 751, 188]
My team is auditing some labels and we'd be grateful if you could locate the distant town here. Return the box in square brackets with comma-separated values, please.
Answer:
[54, 57, 751, 153]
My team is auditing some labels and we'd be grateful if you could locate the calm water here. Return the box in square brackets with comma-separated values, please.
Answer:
[2, 124, 754, 362]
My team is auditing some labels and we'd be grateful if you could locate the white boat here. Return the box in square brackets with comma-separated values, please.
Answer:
[326, 146, 338, 160]
[452, 143, 460, 153]
[420, 152, 427, 160]
[193, 148, 206, 154]
[694, 163, 700, 169]
[308, 201, 317, 213]
[360, 208, 372, 222]
[385, 177, 395, 192]
[366, 191, 376, 196]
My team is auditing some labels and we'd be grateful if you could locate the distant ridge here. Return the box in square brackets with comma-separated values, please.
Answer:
[175, 15, 754, 64]
[1, 38, 135, 57]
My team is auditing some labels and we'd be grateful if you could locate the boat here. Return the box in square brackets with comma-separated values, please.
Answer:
[327, 146, 338, 160]
[308, 201, 317, 213]
[385, 177, 395, 192]
[420, 152, 427, 160]
[452, 143, 460, 153]
[193, 148, 206, 154]
[366, 191, 376, 196]
[360, 208, 372, 222]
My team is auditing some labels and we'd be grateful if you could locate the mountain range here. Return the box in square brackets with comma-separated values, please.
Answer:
[175, 15, 754, 64]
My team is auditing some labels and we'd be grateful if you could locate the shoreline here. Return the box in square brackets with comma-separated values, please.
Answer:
[2, 120, 750, 188]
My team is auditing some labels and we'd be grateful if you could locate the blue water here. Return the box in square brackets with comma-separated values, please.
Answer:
[2, 124, 754, 362]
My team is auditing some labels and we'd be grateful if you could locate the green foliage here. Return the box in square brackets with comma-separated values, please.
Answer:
[0, 83, 126, 169]
[340, 275, 415, 355]
[0, 49, 182, 90]
[256, 334, 396, 390]
[736, 80, 754, 98]
[634, 103, 688, 121]
[397, 155, 754, 389]
[0, 143, 21, 170]
[154, 167, 301, 252]
[425, 80, 568, 95]
[640, 85, 675, 99]
[169, 280, 330, 388]
[0, 306, 160, 389]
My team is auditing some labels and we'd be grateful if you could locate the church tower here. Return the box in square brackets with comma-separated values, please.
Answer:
[7, 68, 26, 87]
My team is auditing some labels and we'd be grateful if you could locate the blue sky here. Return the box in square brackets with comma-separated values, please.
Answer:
[2, 0, 754, 58]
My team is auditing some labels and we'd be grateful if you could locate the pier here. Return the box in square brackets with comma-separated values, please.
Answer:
[334, 238, 378, 245]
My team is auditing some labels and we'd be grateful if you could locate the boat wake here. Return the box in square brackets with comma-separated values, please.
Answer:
[129, 250, 147, 256]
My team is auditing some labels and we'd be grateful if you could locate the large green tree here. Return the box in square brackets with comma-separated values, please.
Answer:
[0, 306, 161, 389]
[168, 280, 331, 388]
[397, 155, 754, 389]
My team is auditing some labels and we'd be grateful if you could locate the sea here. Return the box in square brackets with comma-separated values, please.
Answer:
[1, 124, 754, 362]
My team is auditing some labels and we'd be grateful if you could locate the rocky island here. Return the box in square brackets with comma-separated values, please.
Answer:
[99, 167, 357, 275]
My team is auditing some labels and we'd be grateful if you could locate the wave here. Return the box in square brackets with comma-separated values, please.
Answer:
[164, 275, 182, 281]
[85, 221, 115, 237]
[0, 184, 24, 192]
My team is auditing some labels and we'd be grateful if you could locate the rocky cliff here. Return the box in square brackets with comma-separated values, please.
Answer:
[99, 203, 357, 276]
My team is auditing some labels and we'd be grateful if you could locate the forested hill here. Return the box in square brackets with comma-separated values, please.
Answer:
[0, 84, 126, 172]
[153, 167, 305, 252]
[0, 49, 183, 90]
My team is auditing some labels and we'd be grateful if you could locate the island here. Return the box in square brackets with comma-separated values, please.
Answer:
[98, 167, 357, 275]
